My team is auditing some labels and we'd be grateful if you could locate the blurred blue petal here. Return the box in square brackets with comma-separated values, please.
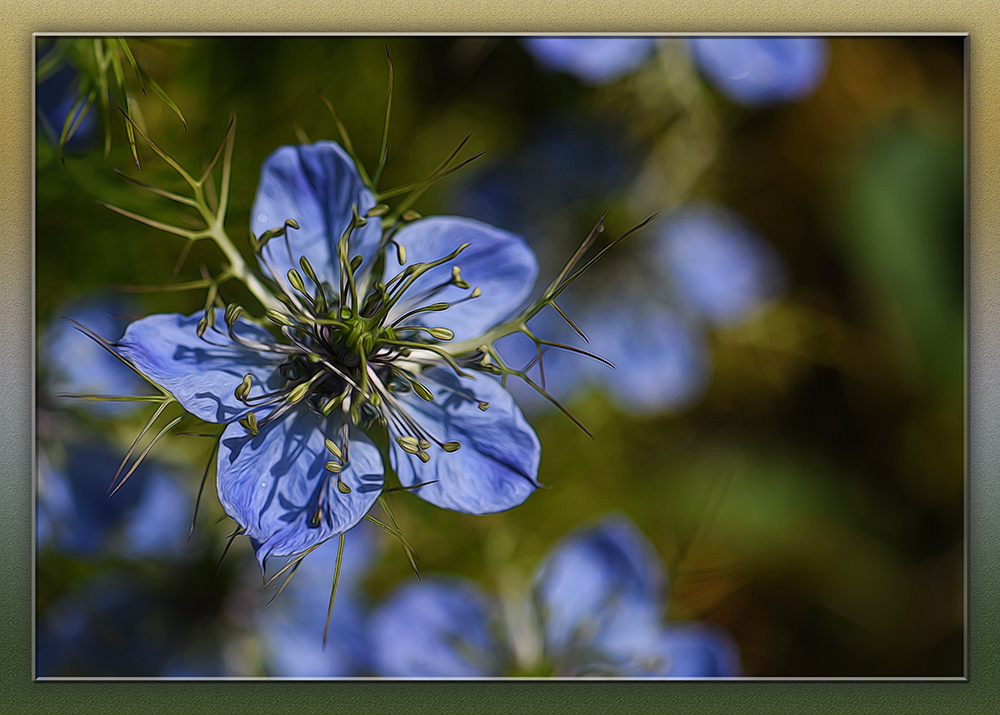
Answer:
[390, 367, 540, 514]
[368, 578, 503, 677]
[251, 142, 382, 286]
[648, 623, 743, 677]
[37, 441, 190, 560]
[689, 37, 829, 107]
[260, 526, 375, 677]
[116, 312, 285, 424]
[582, 302, 709, 414]
[533, 516, 665, 658]
[217, 411, 384, 571]
[654, 204, 785, 326]
[387, 216, 538, 343]
[522, 37, 657, 85]
[40, 295, 152, 418]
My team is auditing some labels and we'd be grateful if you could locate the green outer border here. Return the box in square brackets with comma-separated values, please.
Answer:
[4, 5, 993, 713]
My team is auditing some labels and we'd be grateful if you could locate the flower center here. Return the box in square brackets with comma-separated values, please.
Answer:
[223, 213, 479, 469]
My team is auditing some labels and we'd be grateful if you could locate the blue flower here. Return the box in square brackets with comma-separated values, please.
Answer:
[688, 37, 829, 107]
[522, 37, 657, 86]
[114, 141, 543, 573]
[258, 525, 376, 676]
[40, 295, 152, 418]
[653, 204, 785, 327]
[369, 578, 506, 677]
[367, 516, 742, 677]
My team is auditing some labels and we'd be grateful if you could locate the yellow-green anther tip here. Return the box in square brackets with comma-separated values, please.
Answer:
[428, 327, 455, 341]
[478, 401, 490, 411]
[417, 450, 431, 463]
[288, 382, 309, 403]
[325, 461, 343, 473]
[337, 481, 352, 494]
[443, 441, 461, 453]
[418, 439, 431, 451]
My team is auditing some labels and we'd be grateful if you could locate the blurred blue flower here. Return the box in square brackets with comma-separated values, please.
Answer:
[115, 141, 542, 573]
[496, 283, 709, 417]
[37, 440, 190, 560]
[522, 37, 657, 86]
[258, 525, 376, 677]
[688, 37, 829, 107]
[369, 578, 505, 677]
[367, 516, 741, 677]
[40, 295, 153, 418]
[653, 204, 785, 327]
[579, 302, 709, 414]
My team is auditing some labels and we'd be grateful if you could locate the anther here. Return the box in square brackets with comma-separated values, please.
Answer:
[427, 327, 455, 341]
[239, 411, 259, 436]
[442, 442, 462, 452]
[266, 309, 294, 327]
[287, 269, 306, 293]
[234, 373, 253, 401]
[396, 436, 420, 454]
[225, 303, 244, 326]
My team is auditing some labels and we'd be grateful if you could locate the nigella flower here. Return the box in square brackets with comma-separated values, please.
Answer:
[688, 37, 829, 107]
[367, 516, 741, 677]
[521, 37, 657, 86]
[113, 140, 549, 573]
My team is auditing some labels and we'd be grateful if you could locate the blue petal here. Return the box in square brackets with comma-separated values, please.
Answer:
[390, 368, 540, 514]
[689, 38, 829, 107]
[654, 204, 785, 326]
[251, 142, 382, 287]
[116, 312, 284, 424]
[217, 410, 384, 570]
[368, 578, 503, 677]
[533, 516, 666, 658]
[643, 623, 743, 677]
[522, 37, 657, 85]
[581, 302, 709, 414]
[386, 216, 538, 342]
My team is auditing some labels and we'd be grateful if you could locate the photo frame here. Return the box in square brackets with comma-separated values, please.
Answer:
[6, 4, 995, 714]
